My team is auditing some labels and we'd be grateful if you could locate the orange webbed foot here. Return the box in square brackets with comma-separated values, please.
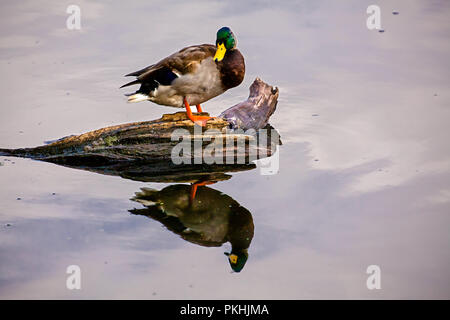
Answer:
[184, 99, 214, 127]
[189, 180, 217, 202]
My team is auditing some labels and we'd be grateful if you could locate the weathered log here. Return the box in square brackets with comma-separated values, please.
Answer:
[220, 78, 279, 130]
[0, 78, 280, 182]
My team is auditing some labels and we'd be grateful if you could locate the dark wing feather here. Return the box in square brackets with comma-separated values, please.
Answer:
[124, 64, 155, 77]
[120, 44, 216, 93]
[137, 44, 216, 79]
[145, 66, 178, 85]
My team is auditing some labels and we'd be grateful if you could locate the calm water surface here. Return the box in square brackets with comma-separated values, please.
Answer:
[0, 0, 449, 299]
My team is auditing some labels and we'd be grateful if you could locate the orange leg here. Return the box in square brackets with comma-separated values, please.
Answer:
[190, 180, 216, 202]
[184, 98, 212, 127]
[196, 104, 203, 112]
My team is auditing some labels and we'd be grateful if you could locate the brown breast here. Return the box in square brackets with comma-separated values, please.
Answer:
[219, 49, 245, 90]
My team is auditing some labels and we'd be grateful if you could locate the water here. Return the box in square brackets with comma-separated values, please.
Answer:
[1, 0, 449, 299]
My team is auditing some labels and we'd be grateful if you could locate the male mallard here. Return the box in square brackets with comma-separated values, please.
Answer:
[120, 27, 245, 126]
[130, 184, 254, 272]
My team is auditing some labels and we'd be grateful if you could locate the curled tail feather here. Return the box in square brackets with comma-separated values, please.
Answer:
[127, 93, 149, 103]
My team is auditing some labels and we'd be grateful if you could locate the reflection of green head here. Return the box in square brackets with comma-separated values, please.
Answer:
[225, 250, 248, 273]
[224, 202, 254, 273]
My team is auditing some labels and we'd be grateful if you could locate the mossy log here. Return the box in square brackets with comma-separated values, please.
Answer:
[0, 78, 280, 182]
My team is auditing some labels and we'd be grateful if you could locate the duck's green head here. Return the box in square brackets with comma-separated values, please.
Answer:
[224, 249, 248, 273]
[214, 27, 237, 62]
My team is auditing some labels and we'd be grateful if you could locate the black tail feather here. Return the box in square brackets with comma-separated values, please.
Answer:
[120, 79, 140, 89]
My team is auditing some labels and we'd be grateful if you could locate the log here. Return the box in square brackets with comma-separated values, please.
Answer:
[220, 78, 279, 130]
[0, 78, 280, 183]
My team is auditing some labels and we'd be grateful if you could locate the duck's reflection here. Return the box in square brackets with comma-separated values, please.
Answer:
[129, 183, 254, 272]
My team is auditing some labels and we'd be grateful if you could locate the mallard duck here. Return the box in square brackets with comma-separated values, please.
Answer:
[120, 27, 245, 126]
[130, 183, 254, 272]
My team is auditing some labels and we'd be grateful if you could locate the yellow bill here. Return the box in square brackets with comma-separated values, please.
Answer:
[229, 254, 238, 264]
[214, 43, 226, 62]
